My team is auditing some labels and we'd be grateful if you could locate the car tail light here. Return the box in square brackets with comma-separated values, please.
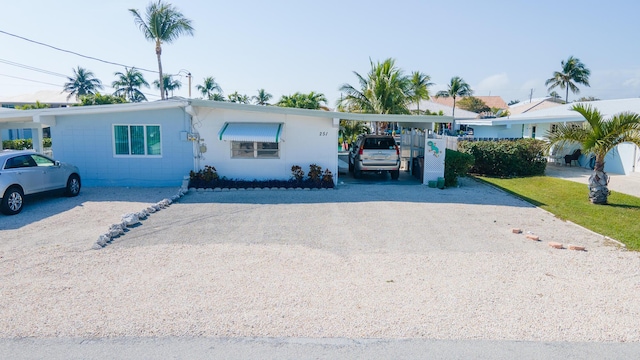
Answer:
[358, 146, 364, 155]
[395, 145, 399, 155]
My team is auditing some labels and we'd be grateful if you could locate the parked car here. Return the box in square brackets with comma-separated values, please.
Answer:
[348, 134, 400, 179]
[0, 150, 81, 215]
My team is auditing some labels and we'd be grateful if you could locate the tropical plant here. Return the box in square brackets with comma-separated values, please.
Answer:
[252, 89, 273, 105]
[435, 76, 473, 131]
[508, 99, 520, 106]
[228, 91, 250, 104]
[129, 1, 194, 100]
[112, 67, 149, 102]
[546, 104, 640, 204]
[75, 93, 128, 106]
[210, 93, 226, 101]
[577, 96, 600, 102]
[548, 91, 562, 100]
[153, 74, 182, 98]
[545, 56, 591, 104]
[276, 91, 328, 109]
[408, 71, 433, 114]
[338, 58, 412, 133]
[457, 96, 490, 113]
[16, 101, 50, 110]
[62, 66, 103, 100]
[196, 76, 222, 100]
[339, 119, 370, 146]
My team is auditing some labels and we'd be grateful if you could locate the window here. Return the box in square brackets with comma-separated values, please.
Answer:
[231, 141, 279, 159]
[113, 125, 161, 156]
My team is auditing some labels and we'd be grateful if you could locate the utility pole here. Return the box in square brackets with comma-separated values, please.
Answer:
[529, 88, 533, 103]
[187, 72, 192, 98]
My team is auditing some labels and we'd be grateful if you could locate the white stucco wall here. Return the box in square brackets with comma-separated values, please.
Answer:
[193, 107, 338, 182]
[471, 124, 523, 139]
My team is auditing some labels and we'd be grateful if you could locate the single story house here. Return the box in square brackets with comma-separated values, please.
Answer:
[0, 98, 450, 187]
[457, 98, 640, 175]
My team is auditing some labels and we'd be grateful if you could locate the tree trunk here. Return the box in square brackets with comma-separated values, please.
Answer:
[588, 160, 609, 204]
[156, 41, 164, 100]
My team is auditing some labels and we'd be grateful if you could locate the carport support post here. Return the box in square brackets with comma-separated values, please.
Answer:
[0, 129, 3, 149]
[31, 127, 43, 154]
[409, 128, 414, 176]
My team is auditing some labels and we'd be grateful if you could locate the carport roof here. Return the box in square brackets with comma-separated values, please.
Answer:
[0, 98, 453, 129]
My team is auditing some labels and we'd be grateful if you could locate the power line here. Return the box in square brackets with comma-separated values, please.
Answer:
[0, 73, 62, 87]
[0, 58, 68, 78]
[0, 29, 158, 74]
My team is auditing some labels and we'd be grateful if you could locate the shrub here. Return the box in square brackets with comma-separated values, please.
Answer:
[188, 164, 335, 189]
[444, 149, 475, 186]
[458, 138, 547, 177]
[2, 138, 52, 150]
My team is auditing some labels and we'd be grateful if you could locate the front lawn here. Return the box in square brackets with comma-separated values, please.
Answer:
[476, 176, 640, 251]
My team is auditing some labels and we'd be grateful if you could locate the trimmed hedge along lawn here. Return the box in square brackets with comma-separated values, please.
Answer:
[2, 138, 52, 150]
[189, 164, 335, 189]
[458, 138, 547, 177]
[478, 175, 640, 251]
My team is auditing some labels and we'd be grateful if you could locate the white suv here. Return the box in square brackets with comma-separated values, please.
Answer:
[0, 150, 81, 215]
[348, 135, 400, 179]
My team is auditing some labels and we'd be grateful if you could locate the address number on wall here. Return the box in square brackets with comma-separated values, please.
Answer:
[319, 131, 328, 136]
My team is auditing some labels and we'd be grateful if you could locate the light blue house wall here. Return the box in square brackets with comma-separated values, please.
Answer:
[471, 125, 523, 139]
[50, 107, 193, 187]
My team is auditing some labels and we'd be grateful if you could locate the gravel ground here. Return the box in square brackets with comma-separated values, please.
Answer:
[1, 179, 639, 342]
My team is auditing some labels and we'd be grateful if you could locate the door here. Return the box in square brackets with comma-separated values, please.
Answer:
[3, 155, 42, 194]
[32, 154, 68, 191]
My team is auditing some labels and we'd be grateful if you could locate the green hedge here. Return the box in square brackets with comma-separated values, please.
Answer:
[2, 138, 52, 150]
[458, 138, 547, 177]
[444, 149, 474, 186]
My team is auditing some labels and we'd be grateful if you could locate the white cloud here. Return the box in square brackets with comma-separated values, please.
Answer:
[475, 73, 510, 94]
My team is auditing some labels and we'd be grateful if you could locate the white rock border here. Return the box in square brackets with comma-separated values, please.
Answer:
[92, 187, 188, 250]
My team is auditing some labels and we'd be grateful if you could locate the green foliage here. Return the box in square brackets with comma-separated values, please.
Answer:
[16, 101, 50, 110]
[112, 67, 149, 102]
[3, 138, 52, 150]
[63, 66, 104, 101]
[444, 149, 474, 186]
[456, 96, 490, 113]
[458, 138, 547, 177]
[339, 120, 370, 145]
[479, 176, 640, 250]
[189, 165, 219, 182]
[277, 92, 327, 109]
[545, 55, 591, 103]
[76, 93, 128, 106]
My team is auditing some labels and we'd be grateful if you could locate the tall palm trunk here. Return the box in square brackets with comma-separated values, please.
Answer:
[156, 41, 164, 100]
[588, 158, 609, 204]
[451, 96, 457, 134]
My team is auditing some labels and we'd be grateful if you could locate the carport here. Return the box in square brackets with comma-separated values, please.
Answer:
[338, 115, 452, 184]
[0, 109, 53, 154]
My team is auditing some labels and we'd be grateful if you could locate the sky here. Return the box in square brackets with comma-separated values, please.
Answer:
[1, 0, 639, 107]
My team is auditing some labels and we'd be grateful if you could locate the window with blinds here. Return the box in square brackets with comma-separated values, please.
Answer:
[113, 125, 161, 156]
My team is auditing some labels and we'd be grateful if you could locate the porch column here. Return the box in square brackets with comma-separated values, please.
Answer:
[31, 127, 43, 153]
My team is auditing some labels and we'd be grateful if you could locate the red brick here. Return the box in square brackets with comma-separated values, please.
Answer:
[548, 241, 564, 249]
[512, 228, 523, 234]
[568, 244, 586, 251]
[526, 234, 540, 241]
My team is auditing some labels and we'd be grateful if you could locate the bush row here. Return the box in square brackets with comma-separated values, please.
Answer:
[189, 164, 335, 189]
[444, 149, 475, 186]
[458, 138, 547, 177]
[2, 138, 52, 150]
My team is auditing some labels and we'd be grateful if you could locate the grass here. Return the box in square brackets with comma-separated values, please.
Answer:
[476, 175, 640, 251]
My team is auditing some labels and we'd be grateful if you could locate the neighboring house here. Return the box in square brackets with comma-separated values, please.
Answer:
[458, 98, 640, 175]
[430, 96, 508, 111]
[0, 90, 75, 140]
[508, 97, 564, 116]
[0, 99, 451, 186]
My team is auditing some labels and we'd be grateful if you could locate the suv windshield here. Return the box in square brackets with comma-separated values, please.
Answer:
[363, 137, 396, 150]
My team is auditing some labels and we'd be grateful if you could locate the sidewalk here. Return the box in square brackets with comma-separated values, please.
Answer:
[545, 164, 640, 198]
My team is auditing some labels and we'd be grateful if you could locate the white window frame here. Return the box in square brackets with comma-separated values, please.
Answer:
[230, 141, 279, 159]
[112, 124, 162, 158]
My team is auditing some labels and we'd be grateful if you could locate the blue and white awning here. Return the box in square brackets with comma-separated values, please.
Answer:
[218, 122, 283, 142]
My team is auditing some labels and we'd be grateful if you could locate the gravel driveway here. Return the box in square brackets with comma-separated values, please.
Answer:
[1, 179, 639, 342]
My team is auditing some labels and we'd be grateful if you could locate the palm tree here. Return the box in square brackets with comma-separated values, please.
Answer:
[129, 1, 194, 100]
[545, 56, 591, 104]
[339, 120, 370, 147]
[408, 71, 433, 114]
[112, 67, 149, 102]
[153, 75, 181, 98]
[62, 66, 103, 100]
[252, 89, 273, 105]
[338, 58, 411, 133]
[435, 76, 473, 132]
[227, 91, 250, 104]
[277, 91, 328, 110]
[196, 76, 222, 100]
[210, 93, 226, 101]
[546, 104, 640, 204]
